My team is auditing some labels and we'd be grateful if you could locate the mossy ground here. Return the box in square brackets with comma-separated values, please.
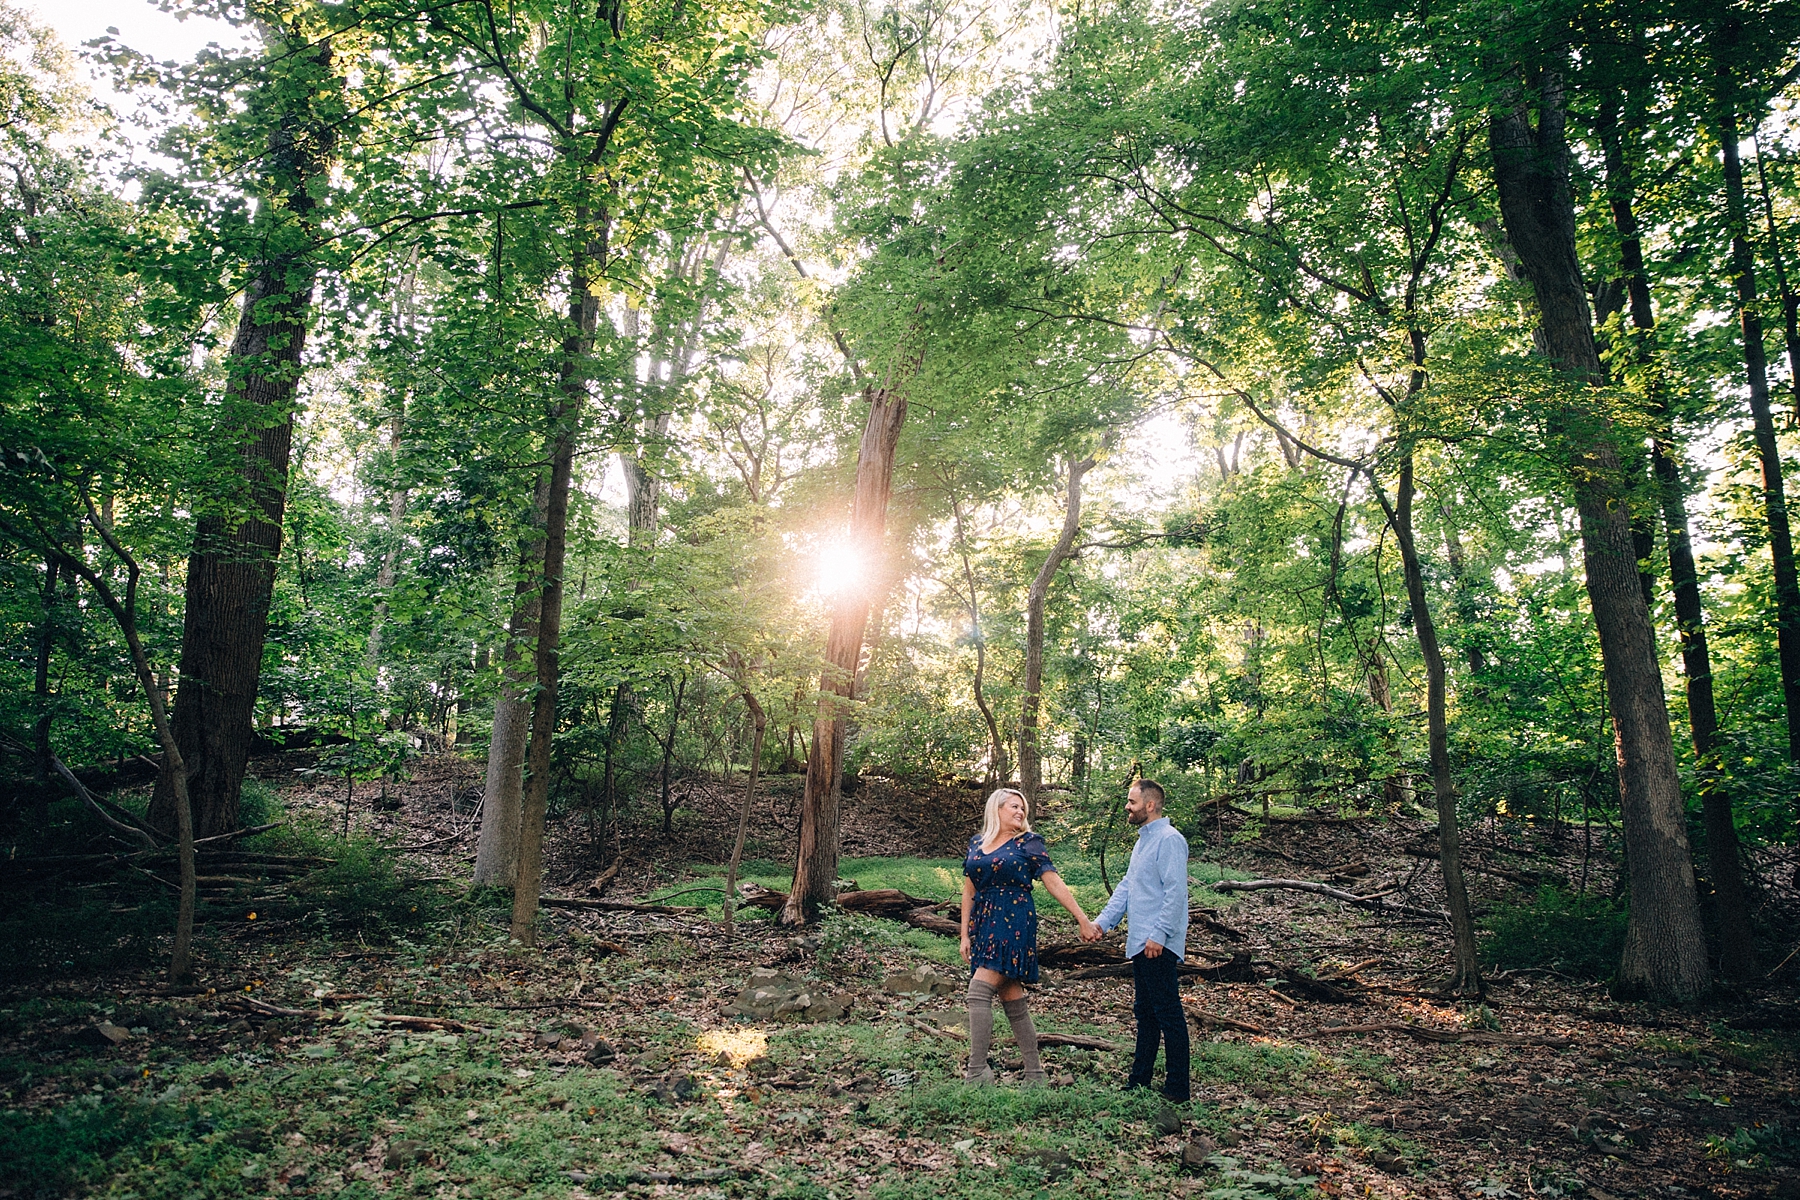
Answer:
[6, 774, 1796, 1200]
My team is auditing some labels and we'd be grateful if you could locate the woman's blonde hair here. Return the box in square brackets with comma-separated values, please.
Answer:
[979, 787, 1031, 846]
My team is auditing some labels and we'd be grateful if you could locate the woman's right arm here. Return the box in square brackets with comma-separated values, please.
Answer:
[960, 876, 976, 962]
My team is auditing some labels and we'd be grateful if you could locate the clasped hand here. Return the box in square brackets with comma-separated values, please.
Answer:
[1077, 918, 1103, 943]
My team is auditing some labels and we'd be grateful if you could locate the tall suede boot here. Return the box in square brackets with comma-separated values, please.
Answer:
[1002, 996, 1045, 1085]
[965, 977, 997, 1083]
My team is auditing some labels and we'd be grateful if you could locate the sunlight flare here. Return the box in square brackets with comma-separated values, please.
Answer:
[697, 1027, 767, 1068]
[812, 539, 870, 599]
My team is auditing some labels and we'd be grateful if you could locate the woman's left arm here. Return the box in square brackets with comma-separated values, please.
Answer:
[1038, 871, 1097, 938]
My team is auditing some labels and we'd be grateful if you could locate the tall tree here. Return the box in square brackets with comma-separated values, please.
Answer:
[1711, 15, 1800, 778]
[429, 0, 779, 940]
[1591, 76, 1757, 979]
[1488, 60, 1710, 1000]
[783, 356, 917, 923]
[144, 11, 344, 838]
[1019, 454, 1094, 816]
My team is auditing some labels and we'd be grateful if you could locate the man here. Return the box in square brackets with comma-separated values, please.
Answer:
[1088, 778, 1190, 1102]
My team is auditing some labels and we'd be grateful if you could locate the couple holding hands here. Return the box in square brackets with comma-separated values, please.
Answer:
[958, 779, 1190, 1102]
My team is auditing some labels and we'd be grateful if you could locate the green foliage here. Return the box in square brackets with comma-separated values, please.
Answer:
[1477, 887, 1629, 979]
[0, 870, 178, 980]
[1200, 1156, 1319, 1200]
[266, 820, 446, 936]
[0, 1089, 177, 1195]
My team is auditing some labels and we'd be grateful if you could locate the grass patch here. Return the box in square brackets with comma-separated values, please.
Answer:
[667, 846, 1250, 938]
[1477, 886, 1627, 978]
[2, 1004, 1274, 1200]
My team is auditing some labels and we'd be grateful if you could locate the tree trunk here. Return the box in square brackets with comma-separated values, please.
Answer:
[1753, 140, 1800, 423]
[1437, 514, 1489, 674]
[1599, 96, 1758, 979]
[1715, 52, 1800, 773]
[783, 373, 914, 925]
[365, 410, 407, 668]
[32, 557, 58, 826]
[1489, 66, 1710, 1000]
[1365, 652, 1412, 809]
[56, 517, 197, 983]
[600, 682, 632, 855]
[1019, 455, 1094, 818]
[474, 500, 546, 888]
[150, 36, 336, 841]
[948, 486, 1007, 784]
[659, 674, 687, 835]
[509, 201, 601, 945]
[723, 685, 767, 936]
[1374, 457, 1483, 996]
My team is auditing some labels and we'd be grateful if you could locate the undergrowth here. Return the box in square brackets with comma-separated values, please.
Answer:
[1477, 885, 1627, 978]
[0, 784, 446, 982]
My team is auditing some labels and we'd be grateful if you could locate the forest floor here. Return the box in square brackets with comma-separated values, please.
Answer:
[3, 752, 1799, 1200]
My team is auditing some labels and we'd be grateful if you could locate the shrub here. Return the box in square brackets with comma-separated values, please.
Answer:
[1477, 886, 1626, 978]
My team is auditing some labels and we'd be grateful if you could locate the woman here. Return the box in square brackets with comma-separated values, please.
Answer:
[960, 787, 1097, 1084]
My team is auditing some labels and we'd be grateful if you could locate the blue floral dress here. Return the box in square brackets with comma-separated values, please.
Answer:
[964, 831, 1055, 983]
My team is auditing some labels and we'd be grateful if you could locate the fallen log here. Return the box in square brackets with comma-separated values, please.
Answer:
[735, 883, 961, 935]
[1307, 1021, 1571, 1047]
[1190, 906, 1248, 942]
[1039, 939, 1127, 967]
[586, 859, 624, 897]
[1265, 813, 1373, 825]
[1212, 878, 1445, 920]
[1274, 968, 1362, 1005]
[539, 896, 703, 915]
[1067, 950, 1258, 983]
[1400, 847, 1549, 887]
[902, 907, 961, 936]
[233, 995, 473, 1032]
[737, 883, 787, 911]
[1190, 951, 1261, 983]
[838, 888, 942, 918]
[1182, 1004, 1269, 1036]
[905, 1018, 1123, 1053]
[1039, 1032, 1124, 1052]
[906, 1016, 965, 1040]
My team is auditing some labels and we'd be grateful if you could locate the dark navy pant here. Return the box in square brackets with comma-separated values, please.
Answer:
[1128, 949, 1190, 1100]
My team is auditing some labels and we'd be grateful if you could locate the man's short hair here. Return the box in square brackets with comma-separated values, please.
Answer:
[1132, 778, 1166, 809]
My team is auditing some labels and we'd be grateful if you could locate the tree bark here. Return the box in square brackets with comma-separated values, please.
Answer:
[475, 474, 549, 888]
[1715, 41, 1800, 773]
[658, 673, 687, 835]
[32, 557, 58, 826]
[723, 683, 767, 936]
[948, 485, 1007, 784]
[1019, 455, 1094, 818]
[1489, 66, 1710, 1000]
[1753, 138, 1800, 423]
[473, 598, 534, 886]
[1597, 96, 1758, 979]
[1372, 457, 1483, 996]
[150, 35, 336, 840]
[510, 203, 602, 946]
[365, 410, 407, 668]
[783, 371, 914, 925]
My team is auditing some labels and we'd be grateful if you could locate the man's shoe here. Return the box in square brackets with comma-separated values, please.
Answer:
[964, 1067, 994, 1086]
[1159, 1089, 1191, 1104]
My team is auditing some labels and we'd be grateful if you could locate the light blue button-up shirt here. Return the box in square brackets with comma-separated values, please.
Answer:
[1095, 817, 1189, 961]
